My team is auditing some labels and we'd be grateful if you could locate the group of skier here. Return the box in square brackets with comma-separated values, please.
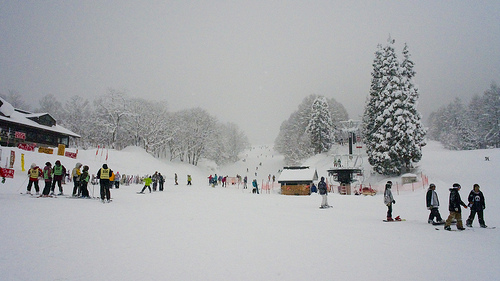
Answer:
[26, 160, 69, 197]
[384, 180, 487, 229]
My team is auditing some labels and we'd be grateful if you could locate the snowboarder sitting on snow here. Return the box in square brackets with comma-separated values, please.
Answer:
[139, 176, 152, 193]
[384, 181, 397, 221]
[444, 183, 467, 231]
[27, 163, 43, 195]
[466, 184, 487, 228]
[318, 177, 330, 208]
[426, 183, 444, 224]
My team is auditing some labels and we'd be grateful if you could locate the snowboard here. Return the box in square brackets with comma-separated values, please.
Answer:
[436, 228, 468, 231]
[319, 205, 333, 209]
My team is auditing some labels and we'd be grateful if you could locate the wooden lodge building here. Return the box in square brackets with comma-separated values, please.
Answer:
[0, 98, 80, 148]
[278, 166, 318, 195]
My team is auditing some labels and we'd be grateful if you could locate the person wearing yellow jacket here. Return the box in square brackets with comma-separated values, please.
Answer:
[27, 163, 43, 195]
[71, 163, 82, 197]
[97, 164, 113, 203]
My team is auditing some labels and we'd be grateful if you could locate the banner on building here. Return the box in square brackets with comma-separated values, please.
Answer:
[15, 131, 26, 140]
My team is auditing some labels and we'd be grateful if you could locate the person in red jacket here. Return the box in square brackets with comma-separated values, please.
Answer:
[27, 163, 43, 195]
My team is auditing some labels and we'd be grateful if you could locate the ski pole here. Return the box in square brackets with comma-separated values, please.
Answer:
[17, 176, 29, 193]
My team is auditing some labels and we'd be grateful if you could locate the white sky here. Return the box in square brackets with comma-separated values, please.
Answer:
[1, 1, 499, 144]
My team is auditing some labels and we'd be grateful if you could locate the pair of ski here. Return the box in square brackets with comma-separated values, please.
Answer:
[21, 193, 57, 198]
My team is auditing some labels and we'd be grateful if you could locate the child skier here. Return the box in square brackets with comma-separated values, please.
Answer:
[444, 183, 467, 231]
[27, 163, 43, 195]
[80, 165, 90, 198]
[42, 162, 52, 196]
[71, 162, 82, 197]
[426, 183, 444, 224]
[139, 176, 152, 193]
[466, 184, 487, 228]
[384, 181, 396, 221]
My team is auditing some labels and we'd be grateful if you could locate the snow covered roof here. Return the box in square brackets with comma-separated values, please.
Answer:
[0, 98, 80, 138]
[278, 166, 318, 183]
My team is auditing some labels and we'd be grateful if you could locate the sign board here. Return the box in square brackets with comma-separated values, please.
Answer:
[15, 131, 26, 140]
[57, 144, 65, 156]
[39, 147, 54, 154]
[0, 167, 14, 178]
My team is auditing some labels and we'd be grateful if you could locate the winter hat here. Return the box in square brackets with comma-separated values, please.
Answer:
[45, 162, 51, 166]
[76, 162, 82, 168]
[452, 183, 461, 189]
[429, 183, 436, 188]
[473, 183, 480, 189]
[55, 160, 61, 165]
[83, 165, 89, 172]
[102, 164, 108, 169]
[321, 176, 325, 181]
[30, 163, 36, 168]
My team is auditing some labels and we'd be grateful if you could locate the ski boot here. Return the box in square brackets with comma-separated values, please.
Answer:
[444, 225, 451, 231]
[386, 217, 394, 221]
[480, 224, 488, 228]
[466, 220, 472, 227]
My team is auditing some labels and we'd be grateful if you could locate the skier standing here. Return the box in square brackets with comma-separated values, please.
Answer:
[139, 176, 152, 193]
[187, 175, 192, 185]
[96, 164, 113, 203]
[158, 173, 164, 191]
[444, 183, 467, 231]
[252, 179, 259, 194]
[175, 173, 178, 185]
[51, 160, 66, 195]
[466, 184, 487, 228]
[384, 181, 396, 221]
[71, 162, 82, 197]
[80, 165, 90, 198]
[318, 177, 329, 208]
[26, 163, 43, 195]
[114, 172, 121, 189]
[426, 183, 444, 224]
[42, 162, 52, 196]
[152, 172, 158, 191]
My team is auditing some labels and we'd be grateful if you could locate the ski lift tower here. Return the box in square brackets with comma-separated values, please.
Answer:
[328, 120, 363, 195]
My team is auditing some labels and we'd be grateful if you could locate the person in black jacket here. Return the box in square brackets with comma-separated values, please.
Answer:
[97, 164, 113, 203]
[466, 184, 487, 228]
[444, 183, 467, 231]
[318, 177, 330, 208]
[426, 183, 444, 224]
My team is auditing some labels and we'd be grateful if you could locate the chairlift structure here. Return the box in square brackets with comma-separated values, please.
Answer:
[328, 120, 364, 195]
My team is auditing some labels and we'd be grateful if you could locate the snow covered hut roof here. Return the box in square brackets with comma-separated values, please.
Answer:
[0, 98, 80, 138]
[278, 166, 318, 183]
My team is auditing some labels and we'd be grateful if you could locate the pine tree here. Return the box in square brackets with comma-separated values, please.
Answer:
[306, 96, 334, 154]
[363, 38, 426, 175]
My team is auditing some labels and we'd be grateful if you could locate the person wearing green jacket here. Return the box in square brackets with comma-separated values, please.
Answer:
[139, 176, 152, 193]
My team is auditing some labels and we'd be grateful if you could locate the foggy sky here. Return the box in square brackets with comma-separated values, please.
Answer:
[1, 1, 499, 144]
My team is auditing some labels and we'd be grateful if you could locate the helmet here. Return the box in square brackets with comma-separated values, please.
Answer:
[452, 183, 461, 189]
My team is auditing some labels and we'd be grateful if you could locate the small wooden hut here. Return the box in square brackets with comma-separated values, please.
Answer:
[278, 166, 318, 196]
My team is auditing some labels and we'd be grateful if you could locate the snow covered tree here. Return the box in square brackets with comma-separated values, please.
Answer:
[306, 96, 334, 154]
[93, 89, 130, 149]
[275, 94, 348, 164]
[363, 38, 426, 175]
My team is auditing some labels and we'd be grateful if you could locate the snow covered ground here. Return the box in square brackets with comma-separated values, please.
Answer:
[0, 141, 499, 280]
